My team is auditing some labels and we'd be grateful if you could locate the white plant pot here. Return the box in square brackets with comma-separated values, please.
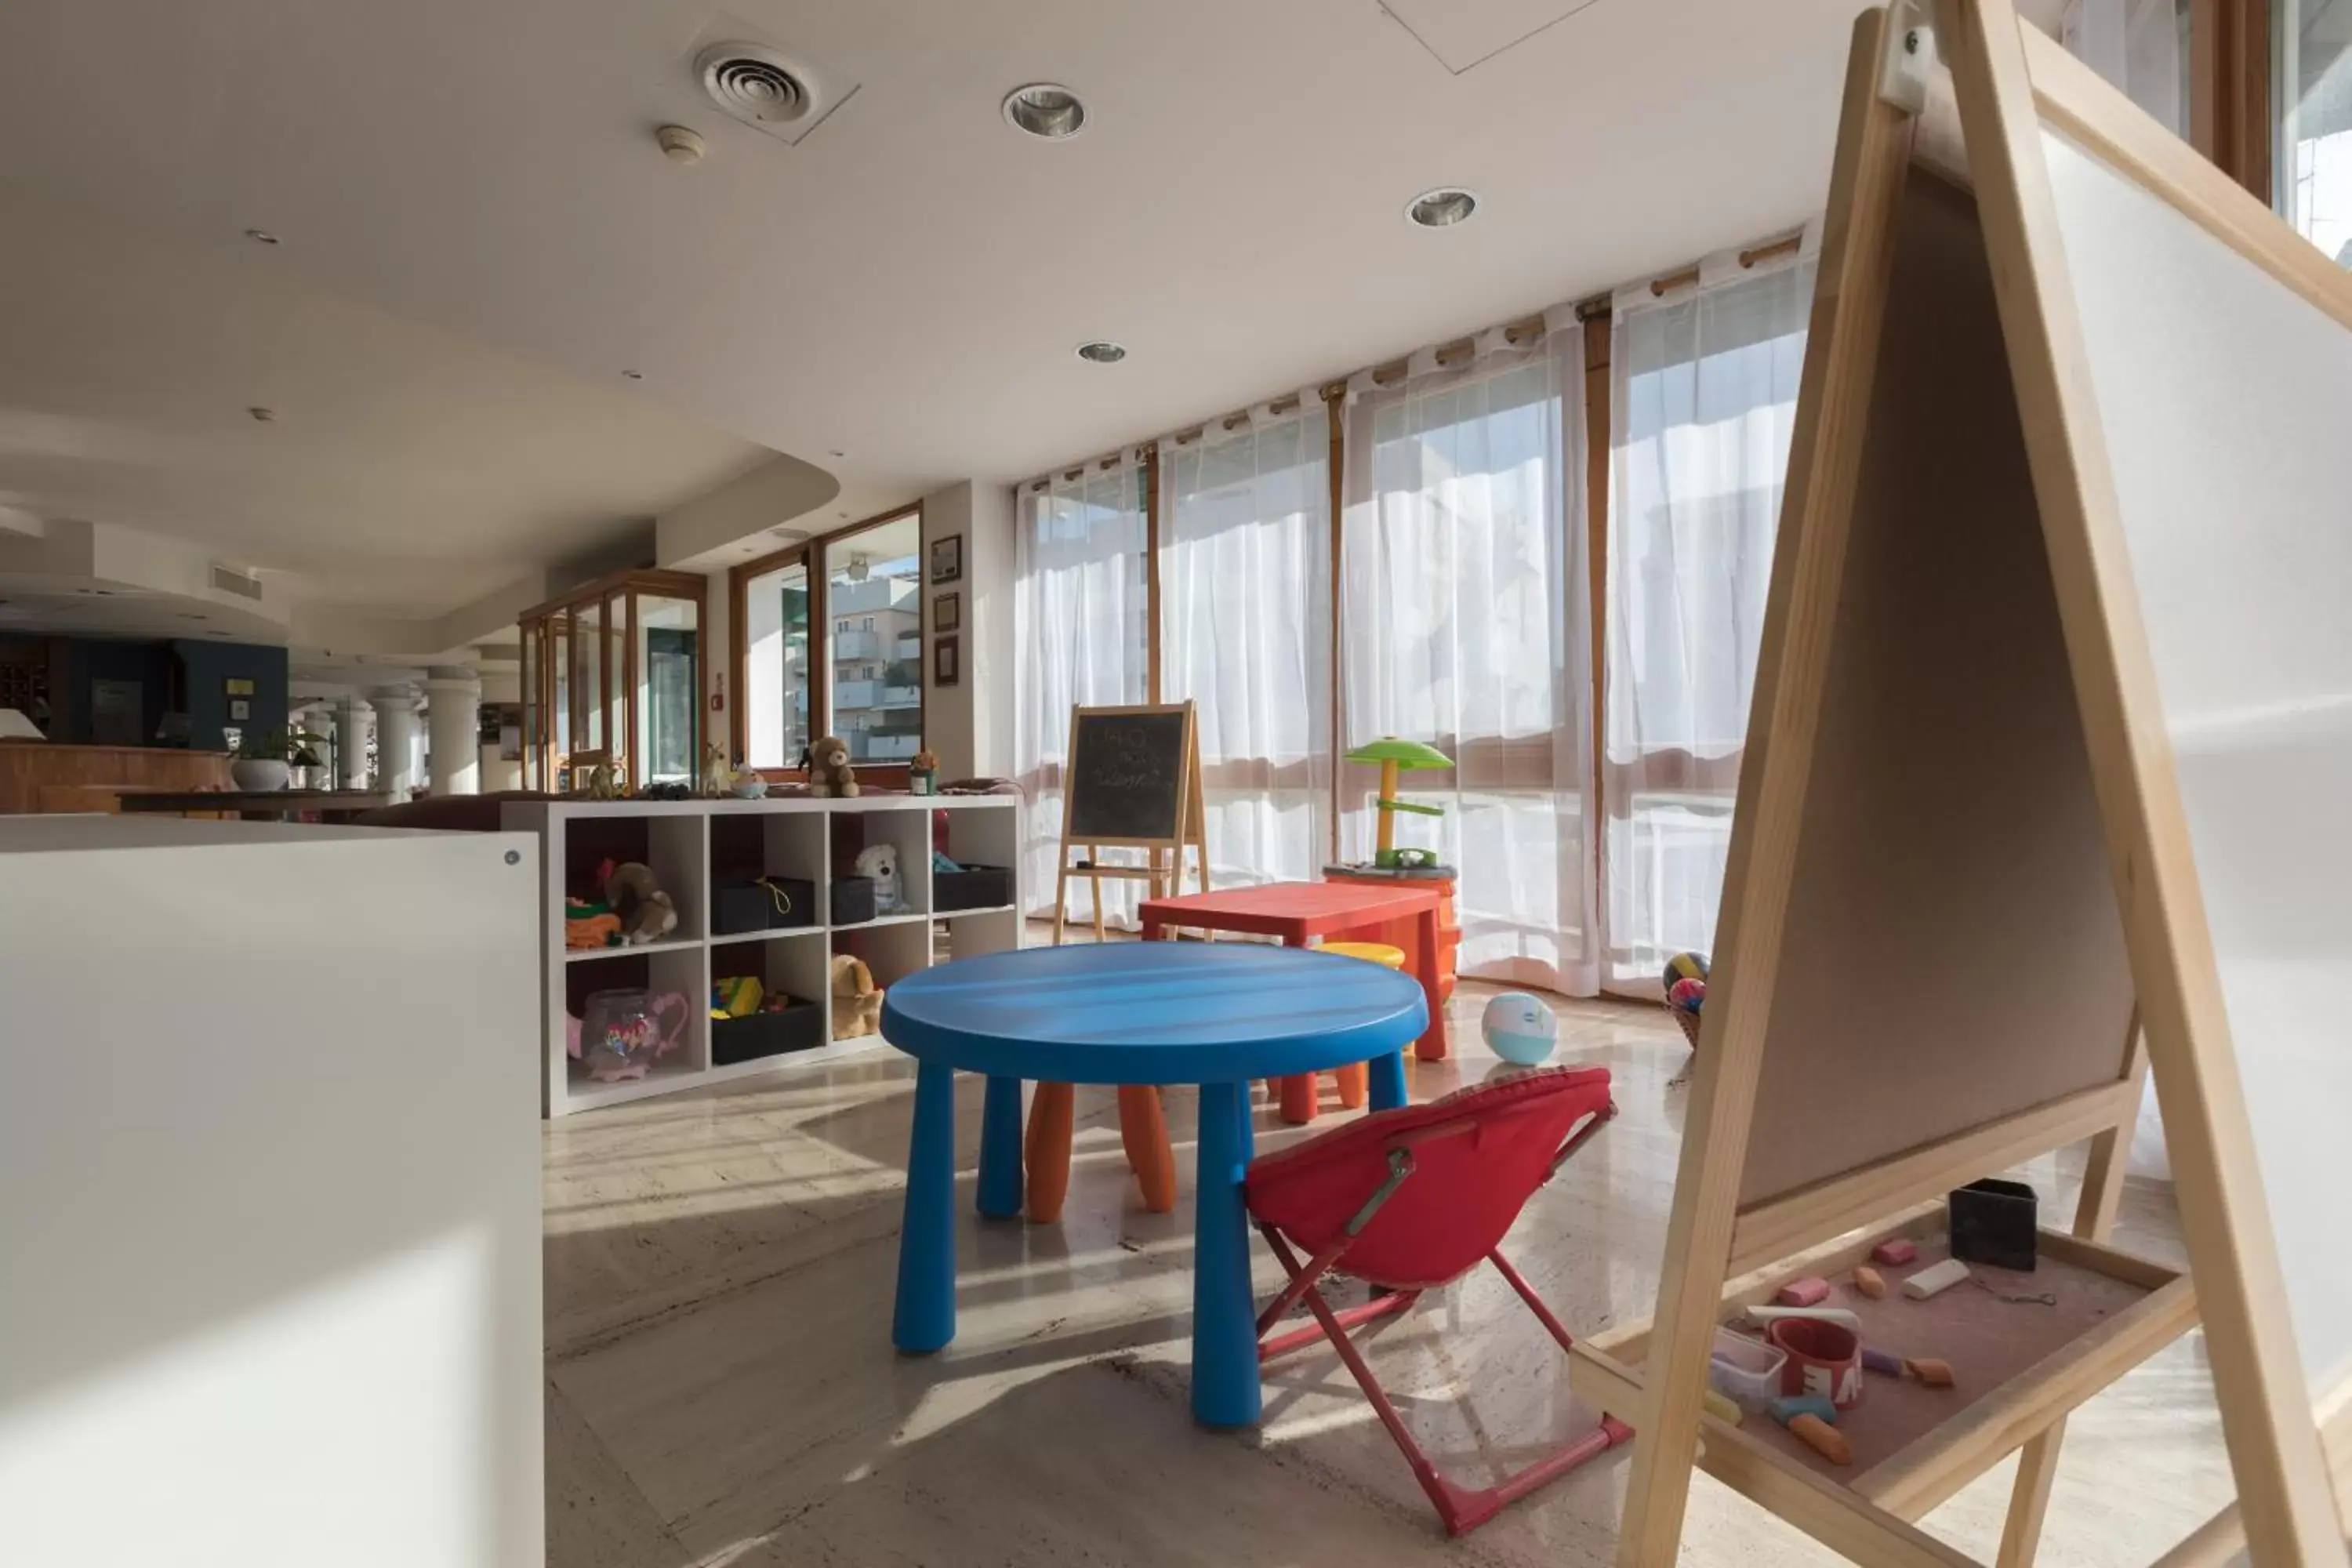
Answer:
[231, 759, 291, 792]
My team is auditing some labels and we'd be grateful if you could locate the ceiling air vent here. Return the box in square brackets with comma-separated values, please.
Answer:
[209, 564, 264, 601]
[685, 24, 852, 147]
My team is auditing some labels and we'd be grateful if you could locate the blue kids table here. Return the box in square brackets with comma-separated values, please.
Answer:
[880, 941, 1428, 1427]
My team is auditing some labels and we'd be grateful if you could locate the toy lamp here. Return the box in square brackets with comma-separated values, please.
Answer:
[1345, 736, 1453, 869]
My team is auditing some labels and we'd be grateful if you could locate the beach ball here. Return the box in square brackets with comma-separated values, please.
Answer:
[1483, 992, 1558, 1065]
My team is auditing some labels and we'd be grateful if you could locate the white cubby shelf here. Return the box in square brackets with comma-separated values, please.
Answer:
[504, 794, 1022, 1117]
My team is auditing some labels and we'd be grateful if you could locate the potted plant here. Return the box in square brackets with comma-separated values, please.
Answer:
[232, 727, 331, 792]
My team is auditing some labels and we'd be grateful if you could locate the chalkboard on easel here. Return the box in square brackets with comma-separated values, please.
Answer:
[1052, 702, 1207, 944]
[1066, 706, 1191, 843]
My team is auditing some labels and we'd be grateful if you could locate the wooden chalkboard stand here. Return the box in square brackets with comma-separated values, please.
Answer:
[1051, 702, 1208, 944]
[1585, 5, 2352, 1565]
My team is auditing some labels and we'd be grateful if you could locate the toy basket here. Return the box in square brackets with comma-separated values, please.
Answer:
[1668, 1003, 1703, 1052]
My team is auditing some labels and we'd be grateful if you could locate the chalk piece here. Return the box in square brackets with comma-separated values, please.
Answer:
[1703, 1388, 1744, 1425]
[1871, 1240, 1920, 1266]
[1769, 1394, 1838, 1425]
[1861, 1345, 1905, 1377]
[1853, 1265, 1886, 1299]
[1788, 1413, 1853, 1465]
[1903, 1258, 1972, 1300]
[1745, 1305, 1860, 1330]
[1776, 1276, 1832, 1307]
[1905, 1357, 1956, 1388]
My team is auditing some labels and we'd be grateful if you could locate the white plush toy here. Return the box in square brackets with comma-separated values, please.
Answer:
[853, 842, 907, 913]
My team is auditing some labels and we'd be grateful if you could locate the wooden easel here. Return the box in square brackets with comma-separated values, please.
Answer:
[1051, 702, 1209, 943]
[1588, 5, 2352, 1565]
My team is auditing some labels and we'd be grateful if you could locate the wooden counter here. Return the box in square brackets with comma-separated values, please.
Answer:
[0, 742, 233, 815]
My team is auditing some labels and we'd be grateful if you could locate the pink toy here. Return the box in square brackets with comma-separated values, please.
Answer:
[1871, 1239, 1920, 1266]
[577, 989, 689, 1082]
[1776, 1276, 1832, 1307]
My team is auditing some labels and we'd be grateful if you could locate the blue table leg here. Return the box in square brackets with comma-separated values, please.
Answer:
[1191, 1080, 1261, 1428]
[977, 1075, 1024, 1218]
[892, 1061, 958, 1354]
[1236, 1081, 1256, 1163]
[1369, 1050, 1408, 1112]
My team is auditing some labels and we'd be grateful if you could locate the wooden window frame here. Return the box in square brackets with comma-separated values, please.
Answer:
[516, 567, 706, 792]
[728, 503, 925, 783]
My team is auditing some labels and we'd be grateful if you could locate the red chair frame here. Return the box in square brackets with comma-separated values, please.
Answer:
[1247, 1073, 1633, 1536]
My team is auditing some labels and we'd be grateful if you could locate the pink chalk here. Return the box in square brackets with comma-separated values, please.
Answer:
[1871, 1240, 1919, 1266]
[1775, 1276, 1832, 1307]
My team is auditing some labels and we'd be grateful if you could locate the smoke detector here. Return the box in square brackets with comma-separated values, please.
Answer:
[689, 29, 851, 146]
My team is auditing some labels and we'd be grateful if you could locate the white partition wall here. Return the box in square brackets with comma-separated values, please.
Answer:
[0, 819, 543, 1568]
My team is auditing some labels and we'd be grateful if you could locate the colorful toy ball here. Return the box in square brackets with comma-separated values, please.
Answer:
[1483, 992, 1559, 1065]
[1663, 951, 1710, 993]
[1668, 976, 1708, 1014]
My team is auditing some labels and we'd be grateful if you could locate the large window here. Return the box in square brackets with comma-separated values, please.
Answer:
[730, 507, 924, 774]
[825, 513, 924, 763]
[1341, 339, 1597, 993]
[2277, 0, 2352, 264]
[1160, 406, 1330, 895]
[1604, 249, 1814, 987]
[1013, 462, 1149, 917]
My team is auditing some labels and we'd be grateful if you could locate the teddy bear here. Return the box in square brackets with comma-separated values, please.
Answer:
[829, 953, 883, 1040]
[808, 735, 858, 798]
[853, 842, 907, 913]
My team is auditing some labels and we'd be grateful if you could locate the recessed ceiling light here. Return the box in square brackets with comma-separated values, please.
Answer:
[1075, 339, 1127, 365]
[177, 612, 209, 621]
[622, 369, 644, 381]
[1003, 84, 1087, 140]
[1406, 187, 1479, 229]
[245, 228, 280, 245]
[249, 406, 277, 422]
[827, 448, 845, 458]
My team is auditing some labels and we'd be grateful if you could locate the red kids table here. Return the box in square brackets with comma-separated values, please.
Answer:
[1138, 880, 1449, 1121]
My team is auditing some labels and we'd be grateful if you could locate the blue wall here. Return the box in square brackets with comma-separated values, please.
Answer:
[170, 639, 290, 753]
[62, 639, 169, 744]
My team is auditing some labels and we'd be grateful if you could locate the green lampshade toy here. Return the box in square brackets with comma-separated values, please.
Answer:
[1345, 737, 1454, 869]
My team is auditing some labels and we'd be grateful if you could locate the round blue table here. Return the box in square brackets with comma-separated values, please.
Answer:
[880, 942, 1428, 1426]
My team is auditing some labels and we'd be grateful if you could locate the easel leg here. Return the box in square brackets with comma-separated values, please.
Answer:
[1088, 844, 1107, 941]
[1997, 1022, 2148, 1568]
[1053, 864, 1069, 946]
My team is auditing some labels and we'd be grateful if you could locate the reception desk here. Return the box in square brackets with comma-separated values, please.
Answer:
[0, 742, 234, 815]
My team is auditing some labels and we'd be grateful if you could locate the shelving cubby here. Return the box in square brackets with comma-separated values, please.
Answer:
[503, 794, 1021, 1117]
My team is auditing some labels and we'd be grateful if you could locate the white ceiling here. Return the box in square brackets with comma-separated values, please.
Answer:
[0, 0, 1970, 622]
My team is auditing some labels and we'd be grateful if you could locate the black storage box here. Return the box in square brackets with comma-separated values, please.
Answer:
[711, 876, 815, 935]
[831, 873, 877, 926]
[934, 864, 1013, 912]
[710, 996, 826, 1065]
[1949, 1178, 2039, 1270]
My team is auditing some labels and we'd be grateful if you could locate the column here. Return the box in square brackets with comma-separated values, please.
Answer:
[424, 666, 483, 797]
[335, 697, 373, 791]
[368, 688, 424, 801]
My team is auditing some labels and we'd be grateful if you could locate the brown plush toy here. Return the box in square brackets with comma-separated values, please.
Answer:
[829, 953, 882, 1039]
[808, 735, 858, 798]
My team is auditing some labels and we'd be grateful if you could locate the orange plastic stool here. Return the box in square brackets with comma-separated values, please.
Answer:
[1276, 942, 1404, 1124]
[1023, 1083, 1177, 1222]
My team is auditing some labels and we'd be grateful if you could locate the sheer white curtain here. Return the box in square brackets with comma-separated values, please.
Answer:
[1159, 398, 1331, 891]
[1603, 241, 1816, 992]
[1013, 459, 1150, 924]
[2061, 0, 2187, 136]
[1340, 321, 1599, 994]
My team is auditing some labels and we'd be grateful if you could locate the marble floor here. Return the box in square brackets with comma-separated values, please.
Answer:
[543, 944, 2236, 1567]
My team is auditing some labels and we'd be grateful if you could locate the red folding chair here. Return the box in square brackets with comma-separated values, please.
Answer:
[1244, 1065, 1632, 1536]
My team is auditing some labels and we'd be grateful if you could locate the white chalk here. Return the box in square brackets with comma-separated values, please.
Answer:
[1902, 1258, 1972, 1300]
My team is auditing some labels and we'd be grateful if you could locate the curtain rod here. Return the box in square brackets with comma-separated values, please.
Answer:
[1028, 225, 1807, 489]
[1574, 231, 1806, 320]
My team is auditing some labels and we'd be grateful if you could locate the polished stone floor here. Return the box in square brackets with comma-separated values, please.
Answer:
[543, 949, 2234, 1566]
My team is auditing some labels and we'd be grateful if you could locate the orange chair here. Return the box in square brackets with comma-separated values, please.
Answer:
[1022, 1084, 1178, 1222]
[1272, 942, 1403, 1123]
